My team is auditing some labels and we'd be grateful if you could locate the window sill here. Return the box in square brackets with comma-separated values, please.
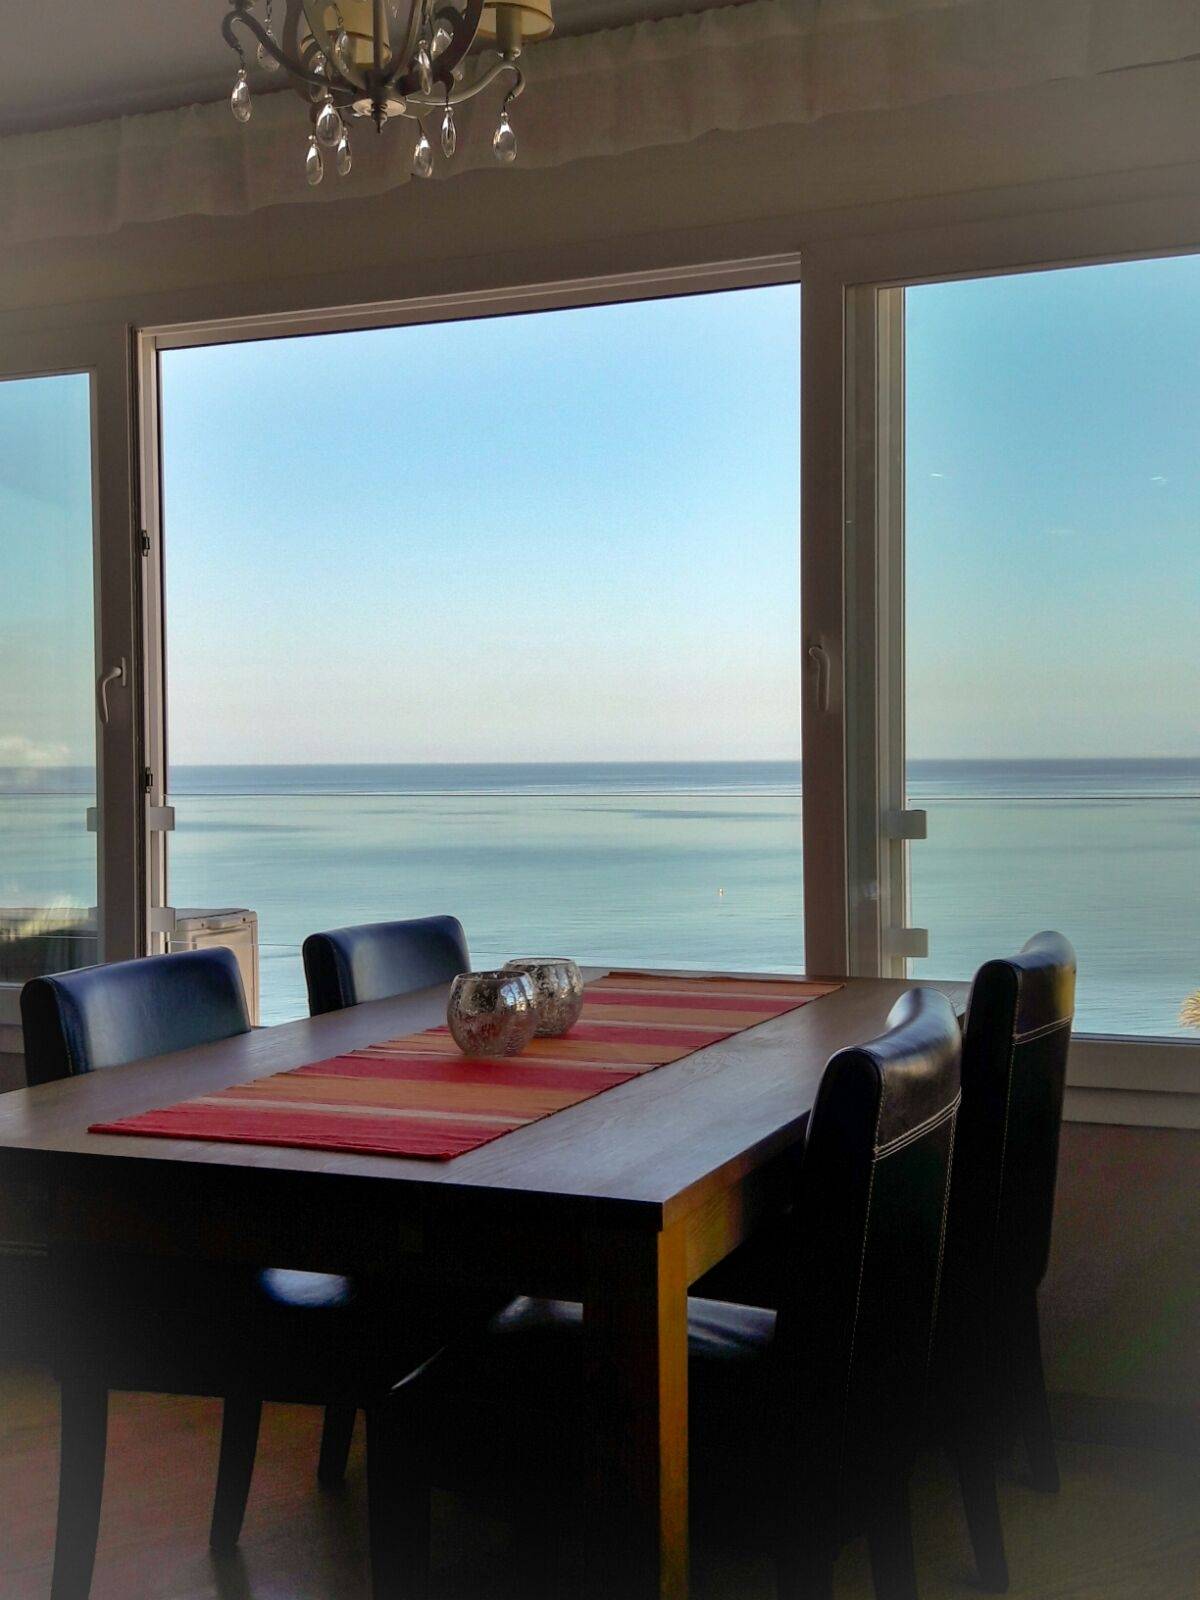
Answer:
[1066, 1035, 1200, 1129]
[0, 986, 20, 1029]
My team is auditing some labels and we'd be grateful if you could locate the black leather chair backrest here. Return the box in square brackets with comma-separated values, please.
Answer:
[21, 947, 251, 1087]
[302, 915, 470, 1016]
[779, 988, 961, 1521]
[946, 930, 1076, 1305]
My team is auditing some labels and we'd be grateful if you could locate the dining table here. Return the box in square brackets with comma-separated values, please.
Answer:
[0, 968, 969, 1600]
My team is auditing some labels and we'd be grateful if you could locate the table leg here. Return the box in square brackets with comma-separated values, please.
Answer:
[583, 1222, 689, 1600]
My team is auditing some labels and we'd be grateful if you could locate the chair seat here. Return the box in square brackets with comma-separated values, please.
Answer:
[423, 1292, 776, 1391]
[403, 1294, 782, 1512]
[52, 1253, 485, 1407]
[256, 1267, 354, 1310]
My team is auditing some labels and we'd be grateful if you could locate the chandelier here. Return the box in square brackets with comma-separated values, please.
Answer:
[222, 2, 554, 185]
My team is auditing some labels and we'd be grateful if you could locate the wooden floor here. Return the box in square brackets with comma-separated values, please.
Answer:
[1, 1364, 1196, 1600]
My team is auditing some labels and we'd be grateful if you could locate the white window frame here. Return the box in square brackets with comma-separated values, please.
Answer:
[135, 252, 814, 956]
[833, 258, 1200, 1130]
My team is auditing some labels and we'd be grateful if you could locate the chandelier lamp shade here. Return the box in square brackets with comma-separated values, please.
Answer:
[222, 1, 555, 185]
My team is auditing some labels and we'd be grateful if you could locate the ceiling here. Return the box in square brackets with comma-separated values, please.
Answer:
[0, 1, 744, 136]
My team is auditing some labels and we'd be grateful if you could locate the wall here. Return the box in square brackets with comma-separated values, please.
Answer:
[1, 51, 1199, 1421]
[0, 1035, 23, 1095]
[1044, 1125, 1199, 1435]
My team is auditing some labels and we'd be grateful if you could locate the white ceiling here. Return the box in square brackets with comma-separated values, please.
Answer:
[1, 1, 744, 136]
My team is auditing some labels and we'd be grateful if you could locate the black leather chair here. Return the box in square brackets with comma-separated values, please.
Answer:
[382, 987, 962, 1600]
[21, 947, 462, 1600]
[299, 913, 475, 1487]
[303, 913, 470, 1016]
[936, 931, 1076, 1592]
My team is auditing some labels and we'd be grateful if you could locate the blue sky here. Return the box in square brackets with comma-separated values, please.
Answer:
[4, 264, 1198, 770]
[907, 256, 1200, 759]
[160, 287, 803, 764]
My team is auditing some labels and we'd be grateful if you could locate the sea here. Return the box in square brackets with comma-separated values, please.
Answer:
[2, 760, 1198, 1037]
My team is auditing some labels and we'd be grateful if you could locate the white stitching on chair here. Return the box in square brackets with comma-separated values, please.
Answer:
[1012, 1016, 1071, 1046]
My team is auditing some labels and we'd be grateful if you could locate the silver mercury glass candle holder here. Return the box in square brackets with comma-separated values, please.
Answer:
[447, 969, 539, 1058]
[501, 958, 585, 1037]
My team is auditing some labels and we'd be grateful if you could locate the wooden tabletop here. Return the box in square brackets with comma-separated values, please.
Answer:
[0, 972, 968, 1239]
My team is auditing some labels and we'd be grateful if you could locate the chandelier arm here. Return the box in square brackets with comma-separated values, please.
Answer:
[281, 0, 307, 68]
[373, 0, 386, 76]
[380, 1, 427, 93]
[502, 64, 526, 108]
[429, 0, 485, 93]
[222, 4, 331, 89]
[298, 0, 367, 92]
[406, 57, 521, 111]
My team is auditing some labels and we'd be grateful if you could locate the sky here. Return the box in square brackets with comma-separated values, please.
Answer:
[906, 256, 1200, 759]
[159, 287, 803, 765]
[4, 262, 1199, 771]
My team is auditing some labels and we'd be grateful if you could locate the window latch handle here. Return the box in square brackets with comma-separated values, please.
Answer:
[97, 658, 127, 726]
[807, 643, 832, 713]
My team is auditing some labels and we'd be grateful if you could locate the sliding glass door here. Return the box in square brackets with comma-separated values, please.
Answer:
[903, 258, 1200, 1039]
[846, 256, 1200, 1046]
[0, 373, 99, 987]
[0, 332, 141, 1036]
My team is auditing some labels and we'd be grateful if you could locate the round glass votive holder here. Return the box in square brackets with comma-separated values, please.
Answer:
[447, 969, 539, 1058]
[501, 958, 585, 1037]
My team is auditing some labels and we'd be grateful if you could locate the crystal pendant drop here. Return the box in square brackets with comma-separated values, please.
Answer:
[493, 111, 516, 163]
[315, 97, 343, 147]
[306, 136, 324, 186]
[415, 44, 434, 96]
[413, 129, 434, 179]
[257, 39, 280, 72]
[230, 68, 252, 123]
[431, 21, 454, 58]
[336, 131, 353, 178]
[440, 105, 457, 158]
[333, 28, 352, 71]
[308, 52, 327, 101]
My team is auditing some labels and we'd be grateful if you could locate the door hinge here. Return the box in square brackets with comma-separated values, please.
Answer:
[143, 767, 154, 793]
[884, 808, 928, 841]
[883, 927, 930, 960]
[140, 530, 151, 556]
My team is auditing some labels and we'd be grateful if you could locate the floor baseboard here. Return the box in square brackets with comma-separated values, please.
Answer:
[1052, 1390, 1200, 1455]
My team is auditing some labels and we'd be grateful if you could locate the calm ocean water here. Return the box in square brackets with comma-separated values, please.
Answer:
[3, 760, 1198, 1036]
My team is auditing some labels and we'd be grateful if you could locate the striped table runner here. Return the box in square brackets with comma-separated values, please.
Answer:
[90, 972, 841, 1162]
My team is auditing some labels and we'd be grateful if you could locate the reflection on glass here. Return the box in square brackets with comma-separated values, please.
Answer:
[0, 373, 98, 984]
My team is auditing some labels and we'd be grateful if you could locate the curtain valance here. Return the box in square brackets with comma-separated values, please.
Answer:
[2, 0, 1197, 244]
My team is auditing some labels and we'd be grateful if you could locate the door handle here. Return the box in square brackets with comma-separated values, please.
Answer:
[807, 643, 832, 713]
[97, 659, 127, 725]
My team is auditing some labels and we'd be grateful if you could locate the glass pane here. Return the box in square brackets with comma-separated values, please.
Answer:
[160, 287, 802, 1024]
[905, 259, 1200, 1038]
[0, 373, 99, 984]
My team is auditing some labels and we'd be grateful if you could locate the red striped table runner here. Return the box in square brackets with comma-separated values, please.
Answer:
[89, 973, 841, 1162]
